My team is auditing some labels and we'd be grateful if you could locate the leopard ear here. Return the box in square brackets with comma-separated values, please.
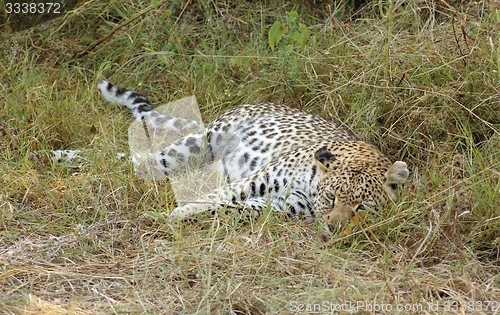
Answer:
[314, 147, 339, 171]
[384, 161, 409, 200]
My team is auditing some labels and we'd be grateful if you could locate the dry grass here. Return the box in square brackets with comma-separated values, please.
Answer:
[1, 0, 500, 313]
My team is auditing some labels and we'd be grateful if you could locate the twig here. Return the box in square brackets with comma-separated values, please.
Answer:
[74, 1, 169, 58]
[395, 73, 407, 88]
[461, 23, 470, 53]
[27, 32, 51, 53]
[451, 1, 467, 67]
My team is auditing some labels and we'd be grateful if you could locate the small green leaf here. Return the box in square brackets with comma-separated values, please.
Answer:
[269, 21, 287, 51]
[291, 23, 309, 48]
[288, 11, 298, 18]
[166, 9, 172, 15]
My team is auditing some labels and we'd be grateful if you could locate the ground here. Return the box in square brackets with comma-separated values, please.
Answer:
[0, 0, 499, 314]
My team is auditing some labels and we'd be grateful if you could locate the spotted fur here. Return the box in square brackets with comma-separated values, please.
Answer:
[54, 81, 410, 236]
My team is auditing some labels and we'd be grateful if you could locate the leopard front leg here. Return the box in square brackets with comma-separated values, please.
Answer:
[168, 179, 270, 226]
[169, 188, 332, 236]
[167, 169, 320, 230]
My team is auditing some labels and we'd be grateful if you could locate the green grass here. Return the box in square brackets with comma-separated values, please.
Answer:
[1, 0, 500, 313]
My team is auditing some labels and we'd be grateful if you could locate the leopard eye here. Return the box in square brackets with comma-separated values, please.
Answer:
[357, 204, 366, 211]
[326, 193, 336, 202]
[389, 183, 399, 191]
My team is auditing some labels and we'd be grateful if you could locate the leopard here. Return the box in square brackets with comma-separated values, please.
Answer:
[48, 81, 409, 236]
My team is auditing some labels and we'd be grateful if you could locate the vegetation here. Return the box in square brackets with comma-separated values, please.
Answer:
[1, 0, 499, 313]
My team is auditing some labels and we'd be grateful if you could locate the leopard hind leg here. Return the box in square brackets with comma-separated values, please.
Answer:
[148, 130, 211, 173]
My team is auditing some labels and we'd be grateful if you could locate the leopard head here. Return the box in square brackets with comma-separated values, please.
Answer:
[313, 145, 409, 234]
